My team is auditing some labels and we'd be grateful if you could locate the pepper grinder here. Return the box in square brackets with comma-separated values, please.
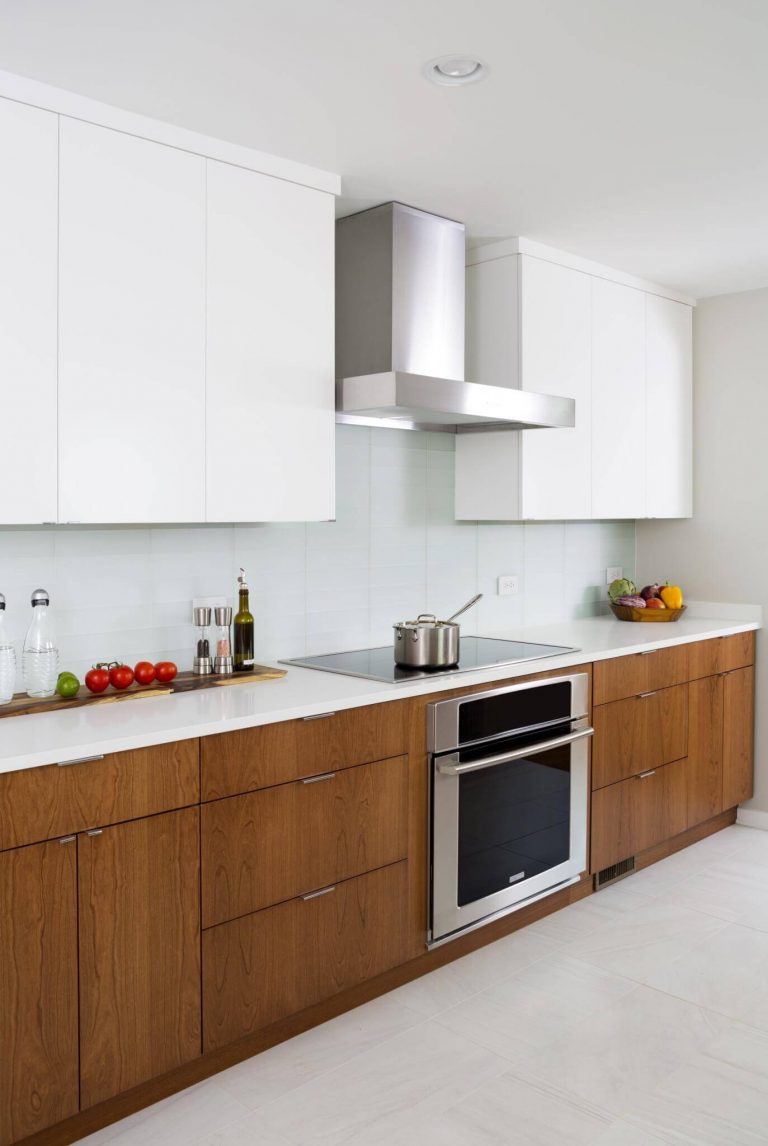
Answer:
[213, 606, 233, 675]
[193, 606, 212, 675]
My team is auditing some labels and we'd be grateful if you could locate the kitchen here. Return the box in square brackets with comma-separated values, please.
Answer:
[0, 2, 767, 1144]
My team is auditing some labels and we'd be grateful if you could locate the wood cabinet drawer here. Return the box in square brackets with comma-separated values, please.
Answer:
[592, 683, 688, 789]
[201, 701, 409, 799]
[590, 758, 689, 873]
[202, 755, 408, 927]
[202, 861, 409, 1051]
[0, 740, 200, 852]
[688, 632, 755, 681]
[593, 644, 689, 705]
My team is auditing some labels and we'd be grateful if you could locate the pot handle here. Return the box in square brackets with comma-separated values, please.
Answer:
[416, 613, 437, 623]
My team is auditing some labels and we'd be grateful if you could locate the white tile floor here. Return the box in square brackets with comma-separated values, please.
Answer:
[80, 824, 768, 1146]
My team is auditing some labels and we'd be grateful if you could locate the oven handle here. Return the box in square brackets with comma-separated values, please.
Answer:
[436, 725, 594, 776]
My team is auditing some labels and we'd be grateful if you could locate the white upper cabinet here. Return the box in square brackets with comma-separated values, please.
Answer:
[58, 119, 206, 523]
[645, 294, 692, 517]
[205, 160, 335, 522]
[456, 241, 693, 522]
[0, 99, 58, 525]
[591, 278, 646, 519]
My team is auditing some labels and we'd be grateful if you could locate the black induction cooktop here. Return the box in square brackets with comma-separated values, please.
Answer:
[281, 636, 578, 684]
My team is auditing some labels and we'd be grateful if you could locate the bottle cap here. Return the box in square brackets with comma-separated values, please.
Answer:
[238, 567, 249, 591]
[0, 593, 5, 611]
[31, 589, 50, 607]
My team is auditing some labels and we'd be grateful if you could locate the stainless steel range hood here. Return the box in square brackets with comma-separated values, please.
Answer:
[335, 202, 575, 433]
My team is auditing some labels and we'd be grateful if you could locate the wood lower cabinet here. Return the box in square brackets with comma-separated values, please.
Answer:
[593, 644, 689, 705]
[0, 840, 79, 1146]
[591, 758, 689, 872]
[203, 861, 409, 1051]
[723, 666, 755, 809]
[202, 755, 408, 927]
[592, 684, 688, 788]
[686, 675, 725, 827]
[688, 631, 755, 681]
[78, 808, 202, 1107]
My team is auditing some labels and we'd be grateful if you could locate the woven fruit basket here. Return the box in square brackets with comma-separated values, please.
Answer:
[610, 602, 686, 623]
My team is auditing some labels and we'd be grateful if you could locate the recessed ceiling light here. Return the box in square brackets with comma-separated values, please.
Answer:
[423, 55, 488, 87]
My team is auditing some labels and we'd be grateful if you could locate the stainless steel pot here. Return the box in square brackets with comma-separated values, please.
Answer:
[393, 594, 482, 669]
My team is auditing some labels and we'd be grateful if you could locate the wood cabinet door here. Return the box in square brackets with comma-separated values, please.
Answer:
[202, 755, 408, 926]
[590, 759, 688, 873]
[645, 295, 692, 518]
[203, 862, 409, 1051]
[0, 97, 58, 525]
[722, 666, 755, 809]
[205, 158, 335, 522]
[591, 278, 646, 519]
[687, 675, 724, 827]
[0, 839, 79, 1146]
[592, 684, 688, 789]
[79, 808, 201, 1107]
[58, 117, 206, 523]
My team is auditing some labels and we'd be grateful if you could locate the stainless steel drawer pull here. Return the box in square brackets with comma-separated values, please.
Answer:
[638, 691, 657, 699]
[639, 650, 655, 656]
[57, 753, 105, 767]
[301, 772, 337, 784]
[637, 769, 657, 779]
[302, 712, 337, 722]
[86, 828, 103, 837]
[301, 884, 336, 901]
[59, 835, 76, 845]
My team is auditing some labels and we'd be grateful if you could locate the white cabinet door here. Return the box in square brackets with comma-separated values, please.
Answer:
[0, 99, 58, 524]
[591, 279, 646, 519]
[58, 119, 205, 523]
[645, 294, 692, 518]
[205, 160, 335, 522]
[519, 256, 591, 519]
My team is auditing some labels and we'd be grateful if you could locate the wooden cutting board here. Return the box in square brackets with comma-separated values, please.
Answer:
[0, 665, 287, 720]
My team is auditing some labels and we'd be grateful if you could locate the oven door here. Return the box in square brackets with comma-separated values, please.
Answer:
[430, 722, 591, 944]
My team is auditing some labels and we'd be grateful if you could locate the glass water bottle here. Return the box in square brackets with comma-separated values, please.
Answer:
[233, 569, 254, 673]
[22, 588, 59, 698]
[0, 593, 15, 705]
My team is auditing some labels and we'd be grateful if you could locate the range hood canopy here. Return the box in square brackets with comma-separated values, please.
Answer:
[335, 202, 575, 433]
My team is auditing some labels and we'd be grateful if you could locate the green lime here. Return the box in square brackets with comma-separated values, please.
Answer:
[58, 671, 78, 683]
[56, 676, 81, 699]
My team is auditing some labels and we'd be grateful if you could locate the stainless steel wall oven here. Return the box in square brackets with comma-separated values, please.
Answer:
[428, 673, 592, 945]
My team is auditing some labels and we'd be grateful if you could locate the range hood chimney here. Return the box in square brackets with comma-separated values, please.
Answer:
[335, 202, 575, 433]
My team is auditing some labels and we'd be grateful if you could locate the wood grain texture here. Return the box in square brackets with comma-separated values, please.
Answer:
[0, 840, 79, 1146]
[201, 701, 409, 799]
[590, 757, 689, 872]
[687, 631, 755, 681]
[0, 740, 200, 852]
[593, 644, 689, 704]
[687, 675, 724, 827]
[78, 808, 201, 1108]
[202, 861, 409, 1051]
[592, 683, 688, 789]
[723, 666, 755, 809]
[201, 755, 408, 926]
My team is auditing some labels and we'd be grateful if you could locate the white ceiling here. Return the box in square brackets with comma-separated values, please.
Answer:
[1, 0, 767, 297]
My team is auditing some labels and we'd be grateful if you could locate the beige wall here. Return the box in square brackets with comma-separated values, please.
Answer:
[637, 287, 768, 813]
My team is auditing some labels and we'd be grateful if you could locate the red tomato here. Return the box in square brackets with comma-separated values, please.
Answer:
[109, 664, 135, 690]
[154, 661, 178, 683]
[85, 667, 110, 694]
[134, 661, 156, 686]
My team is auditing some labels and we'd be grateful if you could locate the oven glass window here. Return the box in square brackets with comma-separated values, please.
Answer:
[457, 743, 571, 906]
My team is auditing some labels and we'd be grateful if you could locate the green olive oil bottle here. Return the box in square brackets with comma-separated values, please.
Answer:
[233, 567, 255, 673]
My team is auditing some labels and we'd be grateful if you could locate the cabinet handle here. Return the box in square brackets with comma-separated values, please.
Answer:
[86, 828, 103, 837]
[301, 772, 337, 784]
[301, 884, 336, 901]
[638, 691, 657, 699]
[302, 712, 337, 722]
[59, 835, 76, 845]
[57, 754, 105, 767]
[636, 769, 657, 779]
[639, 650, 655, 656]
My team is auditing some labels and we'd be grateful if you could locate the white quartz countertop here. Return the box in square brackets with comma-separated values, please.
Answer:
[0, 606, 759, 776]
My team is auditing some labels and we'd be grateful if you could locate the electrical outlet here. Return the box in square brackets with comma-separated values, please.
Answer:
[497, 575, 519, 597]
[606, 567, 623, 585]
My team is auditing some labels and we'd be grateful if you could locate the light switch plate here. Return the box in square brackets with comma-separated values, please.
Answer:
[497, 575, 519, 597]
[606, 567, 624, 585]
